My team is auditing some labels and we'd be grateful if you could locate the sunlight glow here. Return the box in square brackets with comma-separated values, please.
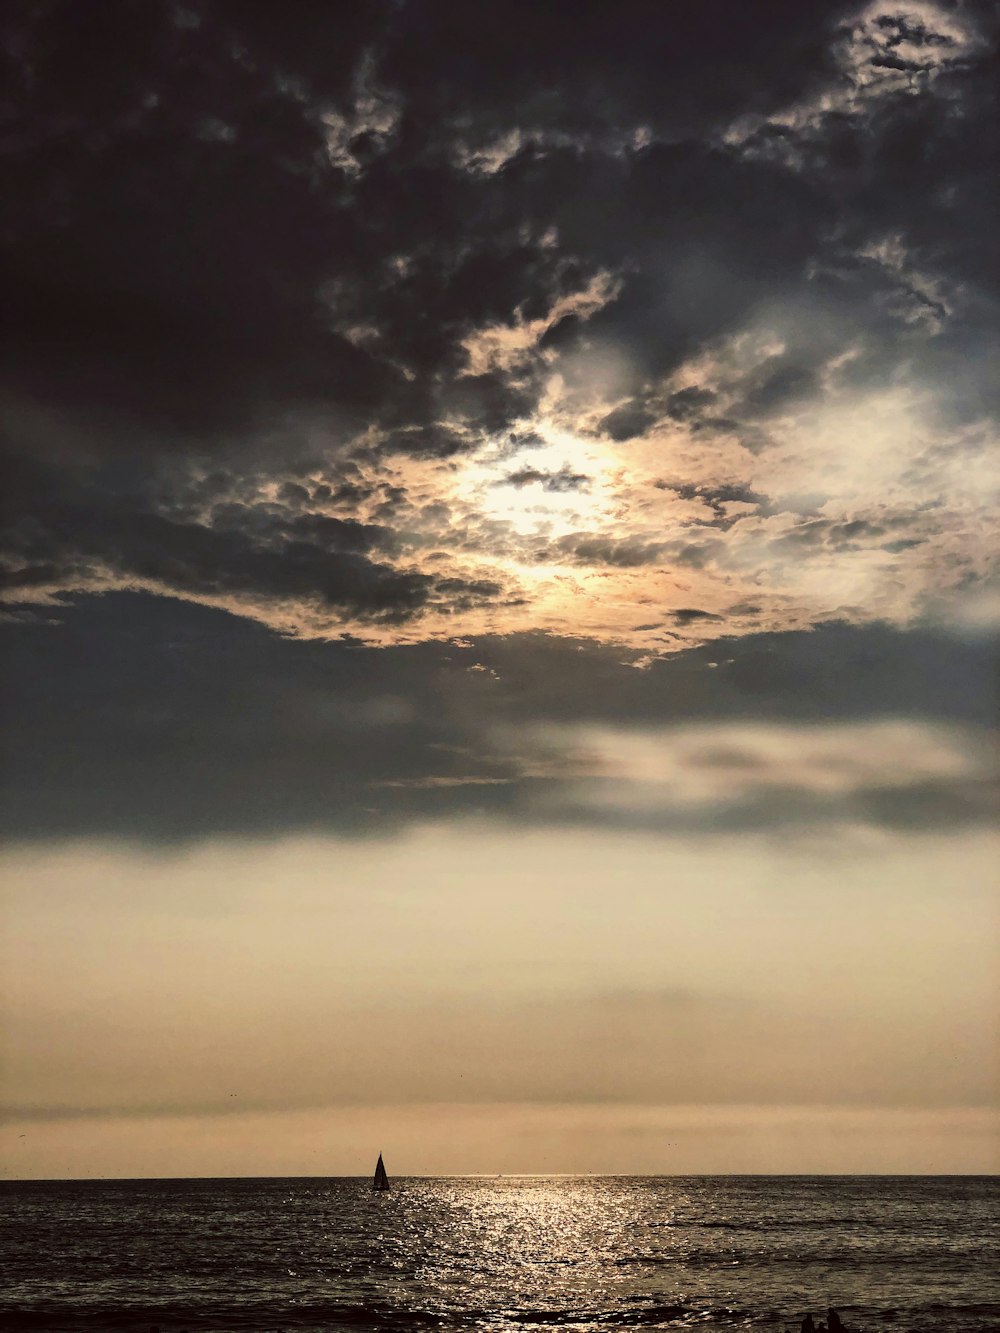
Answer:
[460, 425, 620, 540]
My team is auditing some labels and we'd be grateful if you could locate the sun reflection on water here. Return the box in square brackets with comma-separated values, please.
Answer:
[363, 1176, 692, 1325]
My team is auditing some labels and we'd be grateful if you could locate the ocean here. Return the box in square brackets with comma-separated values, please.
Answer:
[1, 1176, 997, 1332]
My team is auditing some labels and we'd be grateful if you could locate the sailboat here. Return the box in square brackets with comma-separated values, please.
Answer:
[372, 1152, 389, 1191]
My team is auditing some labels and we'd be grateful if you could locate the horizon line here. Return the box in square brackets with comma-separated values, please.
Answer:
[3, 1170, 997, 1183]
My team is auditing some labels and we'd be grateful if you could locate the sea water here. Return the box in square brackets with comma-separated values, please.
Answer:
[1, 1176, 997, 1332]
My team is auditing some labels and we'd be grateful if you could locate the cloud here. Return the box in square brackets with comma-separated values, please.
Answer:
[513, 718, 996, 833]
[1, 592, 994, 843]
[1, 0, 997, 650]
[670, 608, 724, 626]
[599, 403, 657, 441]
[0, 2, 997, 844]
[501, 466, 591, 493]
[0, 0, 997, 655]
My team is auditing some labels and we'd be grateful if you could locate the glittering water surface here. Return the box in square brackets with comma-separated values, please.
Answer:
[1, 1176, 997, 1332]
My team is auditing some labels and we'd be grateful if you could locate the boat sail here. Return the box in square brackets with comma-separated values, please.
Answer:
[372, 1152, 389, 1191]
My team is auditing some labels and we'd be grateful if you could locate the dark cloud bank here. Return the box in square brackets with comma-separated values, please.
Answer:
[1, 1, 997, 841]
[2, 593, 995, 842]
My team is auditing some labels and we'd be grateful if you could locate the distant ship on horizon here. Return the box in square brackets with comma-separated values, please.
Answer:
[372, 1152, 389, 1191]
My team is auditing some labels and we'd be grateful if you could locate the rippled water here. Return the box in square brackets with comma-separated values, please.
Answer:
[1, 1176, 997, 1332]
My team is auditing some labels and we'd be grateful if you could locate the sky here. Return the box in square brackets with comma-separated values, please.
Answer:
[1, 0, 998, 1177]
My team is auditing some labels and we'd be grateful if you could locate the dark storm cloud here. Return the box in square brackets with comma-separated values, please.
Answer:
[670, 609, 724, 626]
[2, 0, 553, 467]
[0, 18, 992, 412]
[2, 0, 998, 842]
[598, 404, 656, 442]
[1, 593, 994, 843]
[741, 359, 821, 415]
[553, 535, 667, 568]
[734, 5, 999, 402]
[502, 466, 591, 493]
[665, 388, 719, 422]
[0, 454, 504, 624]
[659, 483, 774, 525]
[5, 0, 991, 478]
[379, 0, 855, 139]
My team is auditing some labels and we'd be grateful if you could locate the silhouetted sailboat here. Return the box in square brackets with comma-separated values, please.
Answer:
[372, 1152, 389, 1191]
